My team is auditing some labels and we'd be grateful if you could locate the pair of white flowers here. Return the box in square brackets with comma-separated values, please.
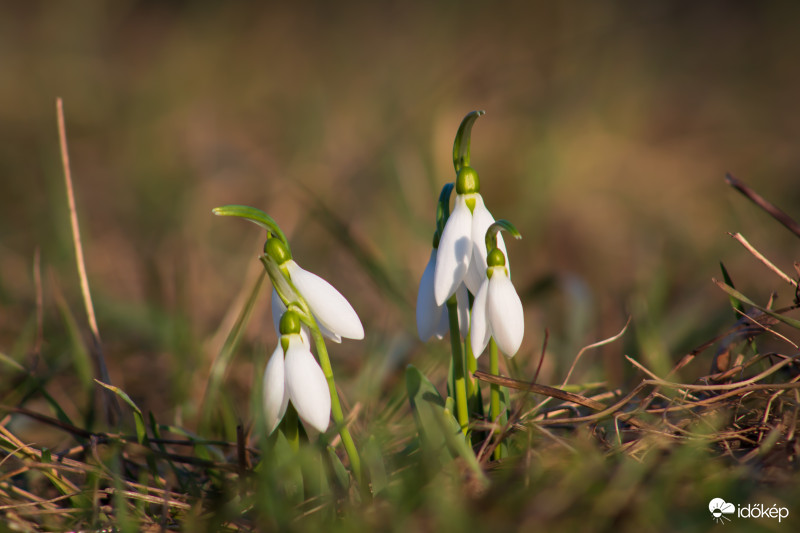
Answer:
[416, 182, 524, 358]
[263, 256, 364, 434]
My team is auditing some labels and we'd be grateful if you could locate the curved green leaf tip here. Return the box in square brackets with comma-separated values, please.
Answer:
[452, 110, 485, 174]
[485, 219, 521, 253]
[212, 204, 289, 246]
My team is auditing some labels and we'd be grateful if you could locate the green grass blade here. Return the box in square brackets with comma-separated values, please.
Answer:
[95, 380, 147, 444]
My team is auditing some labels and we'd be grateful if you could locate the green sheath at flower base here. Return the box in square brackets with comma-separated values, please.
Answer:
[456, 166, 480, 196]
[265, 236, 293, 265]
[487, 248, 506, 270]
[279, 310, 302, 336]
[211, 205, 289, 247]
[452, 110, 485, 173]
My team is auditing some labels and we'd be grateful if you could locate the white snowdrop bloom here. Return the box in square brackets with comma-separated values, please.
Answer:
[416, 248, 470, 341]
[263, 312, 332, 434]
[433, 167, 507, 305]
[470, 251, 524, 358]
[269, 264, 364, 343]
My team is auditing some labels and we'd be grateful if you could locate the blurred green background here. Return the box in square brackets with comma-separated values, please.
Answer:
[2, 1, 800, 429]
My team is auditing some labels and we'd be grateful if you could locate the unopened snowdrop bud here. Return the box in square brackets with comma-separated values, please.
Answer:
[470, 248, 524, 358]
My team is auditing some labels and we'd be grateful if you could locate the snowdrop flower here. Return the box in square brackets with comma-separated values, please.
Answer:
[417, 246, 470, 341]
[266, 237, 364, 343]
[434, 166, 507, 305]
[263, 310, 332, 434]
[470, 247, 524, 358]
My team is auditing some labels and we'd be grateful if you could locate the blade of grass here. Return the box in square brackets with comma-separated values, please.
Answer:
[712, 278, 800, 330]
[56, 97, 119, 425]
[94, 380, 147, 445]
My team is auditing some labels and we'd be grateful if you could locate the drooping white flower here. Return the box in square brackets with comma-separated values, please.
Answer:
[270, 260, 364, 343]
[416, 248, 470, 341]
[470, 261, 524, 358]
[434, 192, 507, 305]
[263, 330, 331, 434]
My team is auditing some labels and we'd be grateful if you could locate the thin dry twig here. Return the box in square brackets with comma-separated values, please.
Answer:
[726, 173, 800, 239]
[56, 97, 119, 424]
[728, 232, 797, 287]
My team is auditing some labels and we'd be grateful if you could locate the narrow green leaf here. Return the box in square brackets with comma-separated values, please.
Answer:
[327, 446, 351, 492]
[363, 435, 388, 495]
[95, 380, 147, 444]
[212, 205, 288, 246]
[0, 351, 25, 372]
[406, 365, 486, 482]
[485, 219, 522, 253]
[452, 110, 485, 173]
[719, 262, 745, 317]
[713, 278, 800, 330]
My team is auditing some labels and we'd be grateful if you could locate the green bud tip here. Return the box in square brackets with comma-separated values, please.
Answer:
[456, 166, 480, 195]
[264, 237, 292, 264]
[487, 248, 506, 268]
[279, 310, 302, 336]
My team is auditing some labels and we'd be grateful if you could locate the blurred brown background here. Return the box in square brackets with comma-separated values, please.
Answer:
[2, 1, 800, 426]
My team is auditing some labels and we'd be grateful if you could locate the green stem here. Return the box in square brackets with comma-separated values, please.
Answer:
[446, 296, 470, 436]
[489, 338, 502, 460]
[309, 325, 364, 490]
[465, 337, 476, 399]
[283, 404, 300, 452]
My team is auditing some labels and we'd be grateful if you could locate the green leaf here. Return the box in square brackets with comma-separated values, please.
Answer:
[485, 219, 522, 253]
[95, 380, 147, 444]
[713, 279, 800, 330]
[212, 204, 289, 246]
[363, 435, 388, 495]
[327, 446, 351, 492]
[0, 351, 25, 372]
[452, 110, 485, 173]
[719, 262, 745, 317]
[405, 365, 486, 482]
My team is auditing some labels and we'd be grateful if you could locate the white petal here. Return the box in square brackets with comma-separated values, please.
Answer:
[263, 345, 289, 435]
[469, 278, 492, 358]
[434, 196, 473, 305]
[416, 250, 446, 341]
[455, 283, 470, 339]
[465, 194, 508, 294]
[284, 336, 331, 433]
[487, 272, 524, 357]
[432, 308, 449, 340]
[287, 261, 364, 340]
